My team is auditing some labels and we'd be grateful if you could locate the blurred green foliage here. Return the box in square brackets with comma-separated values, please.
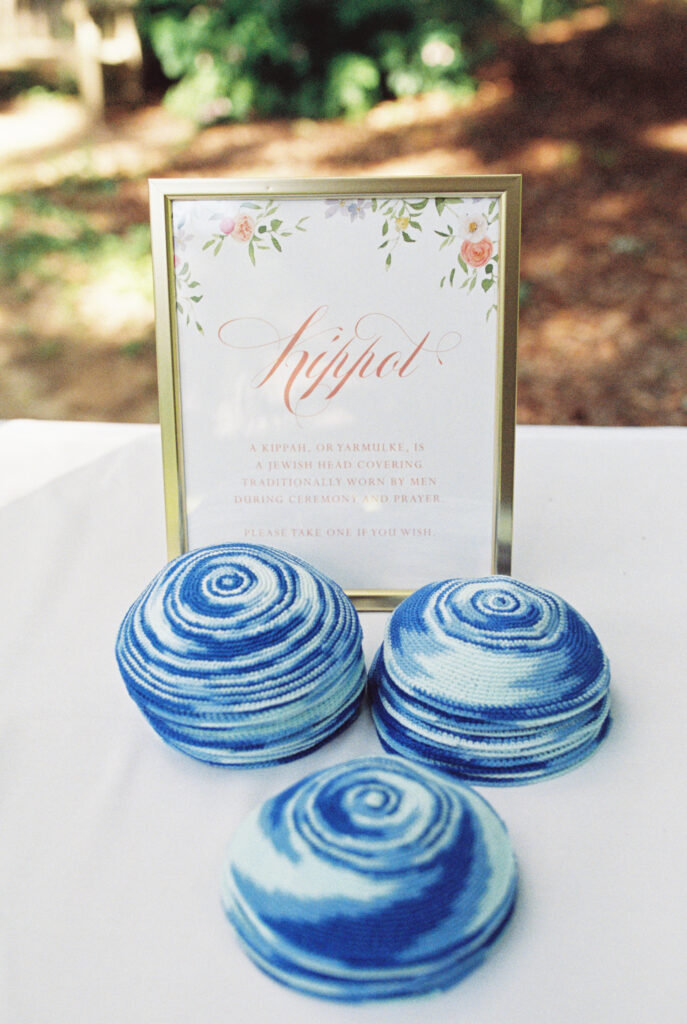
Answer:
[0, 180, 153, 355]
[498, 0, 589, 27]
[0, 182, 149, 287]
[135, 0, 589, 123]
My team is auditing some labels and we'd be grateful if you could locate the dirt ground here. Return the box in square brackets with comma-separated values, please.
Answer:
[1, 0, 686, 425]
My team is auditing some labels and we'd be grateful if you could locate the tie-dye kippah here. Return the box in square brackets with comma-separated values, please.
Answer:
[222, 755, 517, 1000]
[369, 576, 611, 784]
[115, 543, 365, 766]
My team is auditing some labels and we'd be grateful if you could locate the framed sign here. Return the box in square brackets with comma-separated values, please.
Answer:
[150, 176, 520, 610]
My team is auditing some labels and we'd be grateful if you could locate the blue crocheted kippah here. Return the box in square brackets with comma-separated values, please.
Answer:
[222, 755, 517, 1000]
[369, 576, 611, 784]
[115, 543, 365, 766]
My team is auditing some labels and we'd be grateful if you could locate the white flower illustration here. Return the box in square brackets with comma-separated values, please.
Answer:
[457, 211, 488, 241]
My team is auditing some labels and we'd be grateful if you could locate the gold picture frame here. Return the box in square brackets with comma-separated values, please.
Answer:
[150, 176, 520, 611]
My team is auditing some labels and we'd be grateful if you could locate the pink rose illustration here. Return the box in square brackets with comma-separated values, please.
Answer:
[232, 212, 255, 243]
[219, 216, 236, 235]
[461, 237, 493, 268]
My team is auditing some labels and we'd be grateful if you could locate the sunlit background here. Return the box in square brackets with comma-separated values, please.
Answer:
[1, 0, 685, 424]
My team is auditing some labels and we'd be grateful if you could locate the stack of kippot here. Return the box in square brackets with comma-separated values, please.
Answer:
[115, 543, 365, 766]
[222, 755, 517, 1000]
[369, 576, 611, 784]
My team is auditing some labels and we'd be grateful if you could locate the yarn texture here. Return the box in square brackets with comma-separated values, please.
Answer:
[369, 576, 611, 784]
[115, 543, 365, 766]
[222, 755, 517, 1000]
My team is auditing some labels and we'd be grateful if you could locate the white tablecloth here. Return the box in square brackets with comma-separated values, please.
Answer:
[1, 420, 686, 1023]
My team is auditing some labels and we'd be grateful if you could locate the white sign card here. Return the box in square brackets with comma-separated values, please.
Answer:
[150, 177, 520, 609]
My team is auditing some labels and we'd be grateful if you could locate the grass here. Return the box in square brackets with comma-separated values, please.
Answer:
[0, 182, 154, 346]
[0, 173, 157, 420]
[0, 184, 151, 290]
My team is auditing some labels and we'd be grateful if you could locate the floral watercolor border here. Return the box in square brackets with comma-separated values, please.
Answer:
[172, 196, 499, 333]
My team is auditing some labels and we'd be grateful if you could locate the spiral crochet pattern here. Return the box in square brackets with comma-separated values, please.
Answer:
[369, 576, 611, 784]
[222, 755, 517, 1000]
[115, 544, 365, 766]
